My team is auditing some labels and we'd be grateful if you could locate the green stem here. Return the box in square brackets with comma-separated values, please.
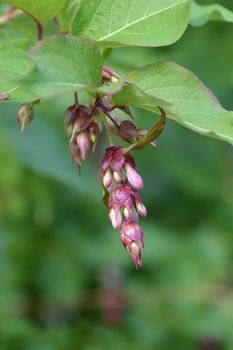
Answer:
[102, 115, 114, 146]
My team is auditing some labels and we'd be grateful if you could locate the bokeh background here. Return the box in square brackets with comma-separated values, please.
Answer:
[0, 1, 233, 349]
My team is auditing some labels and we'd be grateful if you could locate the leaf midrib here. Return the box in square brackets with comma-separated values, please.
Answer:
[98, 0, 188, 41]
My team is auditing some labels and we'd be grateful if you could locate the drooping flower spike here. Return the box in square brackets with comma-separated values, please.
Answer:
[100, 146, 147, 268]
[16, 66, 166, 269]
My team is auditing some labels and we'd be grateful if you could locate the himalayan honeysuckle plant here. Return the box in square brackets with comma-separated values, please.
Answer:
[0, 0, 233, 268]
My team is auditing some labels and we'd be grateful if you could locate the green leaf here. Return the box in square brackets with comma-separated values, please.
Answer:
[0, 39, 37, 103]
[190, 1, 233, 26]
[58, 0, 79, 32]
[0, 0, 69, 23]
[70, 0, 191, 47]
[112, 62, 233, 145]
[0, 81, 36, 103]
[19, 35, 103, 98]
[0, 38, 33, 80]
[112, 81, 175, 113]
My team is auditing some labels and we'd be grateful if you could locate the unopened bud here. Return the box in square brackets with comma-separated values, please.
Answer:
[125, 162, 143, 190]
[131, 242, 142, 269]
[89, 122, 100, 152]
[69, 120, 80, 143]
[102, 66, 120, 83]
[135, 201, 147, 217]
[109, 208, 122, 229]
[124, 207, 131, 220]
[64, 104, 78, 139]
[119, 120, 137, 141]
[76, 131, 91, 161]
[113, 171, 121, 183]
[103, 169, 112, 188]
[17, 104, 33, 132]
[111, 76, 119, 83]
[120, 222, 144, 269]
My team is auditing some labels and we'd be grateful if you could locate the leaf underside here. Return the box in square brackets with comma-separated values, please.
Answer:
[112, 62, 233, 145]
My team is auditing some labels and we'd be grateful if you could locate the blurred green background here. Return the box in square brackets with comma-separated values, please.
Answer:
[0, 1, 233, 349]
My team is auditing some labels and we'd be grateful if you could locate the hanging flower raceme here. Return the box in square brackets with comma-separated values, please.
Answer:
[61, 66, 166, 269]
[101, 146, 147, 268]
[14, 64, 165, 269]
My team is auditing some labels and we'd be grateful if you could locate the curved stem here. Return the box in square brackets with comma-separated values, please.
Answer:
[74, 91, 78, 106]
[34, 17, 43, 41]
[104, 111, 120, 129]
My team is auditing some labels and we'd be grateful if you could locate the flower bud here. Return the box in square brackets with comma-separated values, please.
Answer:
[76, 131, 91, 161]
[102, 66, 120, 83]
[101, 147, 125, 176]
[89, 122, 100, 152]
[125, 162, 143, 190]
[113, 171, 121, 183]
[135, 201, 147, 217]
[103, 169, 112, 189]
[131, 242, 142, 268]
[123, 207, 131, 220]
[64, 104, 78, 139]
[17, 104, 34, 132]
[120, 222, 144, 269]
[119, 120, 137, 142]
[111, 76, 119, 83]
[109, 208, 122, 230]
[66, 104, 91, 142]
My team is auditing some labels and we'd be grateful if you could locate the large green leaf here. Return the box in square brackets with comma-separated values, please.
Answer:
[190, 1, 233, 26]
[0, 81, 36, 103]
[0, 0, 69, 23]
[0, 39, 37, 103]
[0, 39, 33, 80]
[19, 36, 103, 98]
[112, 62, 233, 145]
[70, 0, 191, 47]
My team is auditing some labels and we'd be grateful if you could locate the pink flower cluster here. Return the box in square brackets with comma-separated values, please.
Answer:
[64, 104, 99, 172]
[16, 64, 166, 270]
[101, 146, 146, 268]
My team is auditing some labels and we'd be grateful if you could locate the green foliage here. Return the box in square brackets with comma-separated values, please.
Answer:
[0, 0, 233, 144]
[0, 0, 69, 23]
[19, 36, 103, 98]
[191, 1, 233, 26]
[70, 0, 191, 47]
[0, 39, 36, 102]
[113, 62, 233, 144]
